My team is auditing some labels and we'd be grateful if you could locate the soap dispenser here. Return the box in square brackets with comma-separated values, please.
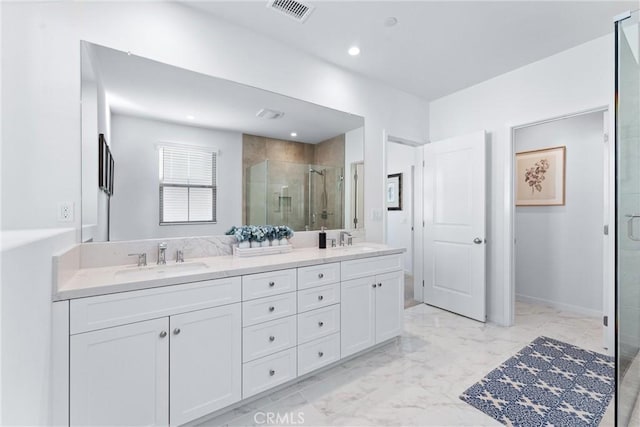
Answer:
[319, 226, 327, 249]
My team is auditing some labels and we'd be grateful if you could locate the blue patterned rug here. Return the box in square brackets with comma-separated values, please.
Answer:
[460, 336, 614, 426]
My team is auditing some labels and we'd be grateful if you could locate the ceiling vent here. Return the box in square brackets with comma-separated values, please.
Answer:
[256, 108, 285, 120]
[267, 0, 315, 23]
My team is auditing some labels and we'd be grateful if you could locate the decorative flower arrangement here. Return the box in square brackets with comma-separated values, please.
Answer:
[226, 225, 294, 248]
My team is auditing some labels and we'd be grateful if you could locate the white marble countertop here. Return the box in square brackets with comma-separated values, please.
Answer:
[54, 243, 405, 301]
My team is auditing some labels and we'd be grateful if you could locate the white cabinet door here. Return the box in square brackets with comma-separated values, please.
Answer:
[70, 318, 169, 427]
[170, 303, 241, 426]
[374, 271, 404, 343]
[340, 277, 375, 358]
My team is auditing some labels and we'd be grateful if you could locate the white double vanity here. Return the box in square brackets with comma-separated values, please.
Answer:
[52, 242, 404, 426]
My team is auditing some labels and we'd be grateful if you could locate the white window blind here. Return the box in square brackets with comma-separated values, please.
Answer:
[159, 146, 217, 224]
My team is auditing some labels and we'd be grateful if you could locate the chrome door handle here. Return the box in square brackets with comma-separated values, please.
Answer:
[173, 328, 181, 335]
[627, 214, 640, 241]
[473, 238, 483, 244]
[159, 331, 167, 338]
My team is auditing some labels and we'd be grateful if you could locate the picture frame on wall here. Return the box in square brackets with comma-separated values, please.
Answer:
[98, 134, 107, 191]
[515, 146, 566, 206]
[387, 173, 402, 211]
[108, 155, 115, 196]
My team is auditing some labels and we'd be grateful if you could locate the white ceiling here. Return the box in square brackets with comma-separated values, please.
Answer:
[186, 0, 637, 101]
[88, 43, 364, 143]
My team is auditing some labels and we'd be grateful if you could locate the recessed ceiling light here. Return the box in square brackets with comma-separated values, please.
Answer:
[348, 46, 360, 56]
[290, 132, 298, 137]
[186, 115, 195, 120]
[384, 17, 398, 27]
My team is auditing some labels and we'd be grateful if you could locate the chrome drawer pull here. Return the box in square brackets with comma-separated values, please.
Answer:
[269, 369, 276, 376]
[269, 335, 275, 342]
[318, 295, 324, 301]
[318, 321, 324, 327]
[173, 328, 181, 335]
[372, 283, 377, 288]
[269, 306, 275, 312]
[318, 351, 324, 358]
[318, 273, 324, 279]
[269, 281, 275, 287]
[159, 331, 167, 338]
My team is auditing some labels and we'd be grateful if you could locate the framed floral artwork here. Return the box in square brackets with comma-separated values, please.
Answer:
[515, 146, 565, 206]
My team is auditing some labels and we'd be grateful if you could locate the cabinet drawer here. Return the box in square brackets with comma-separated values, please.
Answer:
[242, 348, 297, 399]
[297, 304, 340, 345]
[298, 333, 340, 376]
[297, 283, 340, 313]
[242, 292, 297, 327]
[340, 255, 402, 281]
[297, 263, 340, 290]
[70, 277, 241, 334]
[243, 316, 297, 363]
[242, 269, 297, 301]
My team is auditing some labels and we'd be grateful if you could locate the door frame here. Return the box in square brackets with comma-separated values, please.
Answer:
[383, 132, 426, 303]
[503, 106, 614, 353]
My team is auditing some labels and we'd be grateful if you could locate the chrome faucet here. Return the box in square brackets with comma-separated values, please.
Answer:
[128, 253, 147, 267]
[339, 231, 353, 246]
[157, 242, 167, 265]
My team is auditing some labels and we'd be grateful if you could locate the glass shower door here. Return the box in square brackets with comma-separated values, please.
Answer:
[616, 10, 640, 425]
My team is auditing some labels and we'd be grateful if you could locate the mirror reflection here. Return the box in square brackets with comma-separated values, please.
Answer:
[81, 42, 364, 242]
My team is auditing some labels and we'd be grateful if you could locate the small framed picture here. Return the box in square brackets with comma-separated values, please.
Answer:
[515, 146, 566, 206]
[387, 173, 402, 211]
[108, 154, 115, 196]
[98, 134, 108, 191]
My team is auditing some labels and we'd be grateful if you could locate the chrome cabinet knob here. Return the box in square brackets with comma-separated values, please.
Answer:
[269, 306, 275, 312]
[318, 295, 324, 301]
[269, 281, 275, 287]
[269, 335, 275, 342]
[173, 328, 181, 335]
[318, 351, 324, 358]
[159, 331, 167, 338]
[378, 283, 382, 288]
[269, 369, 276, 376]
[318, 273, 324, 279]
[372, 283, 377, 288]
[473, 238, 483, 244]
[318, 321, 324, 327]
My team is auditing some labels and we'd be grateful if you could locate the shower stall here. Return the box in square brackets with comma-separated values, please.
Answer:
[246, 160, 344, 231]
[616, 10, 640, 425]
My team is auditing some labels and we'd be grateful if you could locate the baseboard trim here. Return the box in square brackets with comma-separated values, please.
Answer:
[516, 294, 601, 318]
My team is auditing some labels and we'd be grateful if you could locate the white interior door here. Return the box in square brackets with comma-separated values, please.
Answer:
[424, 131, 487, 322]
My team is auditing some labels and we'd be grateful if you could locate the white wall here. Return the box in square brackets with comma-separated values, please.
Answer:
[0, 229, 76, 426]
[386, 142, 416, 274]
[110, 114, 242, 240]
[514, 111, 604, 316]
[1, 1, 429, 244]
[429, 34, 613, 324]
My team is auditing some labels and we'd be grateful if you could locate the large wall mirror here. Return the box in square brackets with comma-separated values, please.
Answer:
[81, 41, 365, 242]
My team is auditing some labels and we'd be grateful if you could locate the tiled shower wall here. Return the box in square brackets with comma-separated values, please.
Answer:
[242, 134, 345, 230]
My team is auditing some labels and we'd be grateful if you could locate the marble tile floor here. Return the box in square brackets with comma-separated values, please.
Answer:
[196, 302, 612, 427]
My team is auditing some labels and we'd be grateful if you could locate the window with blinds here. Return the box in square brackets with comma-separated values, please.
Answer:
[159, 146, 217, 224]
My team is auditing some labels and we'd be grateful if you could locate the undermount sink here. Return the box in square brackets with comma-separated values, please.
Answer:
[115, 261, 209, 280]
